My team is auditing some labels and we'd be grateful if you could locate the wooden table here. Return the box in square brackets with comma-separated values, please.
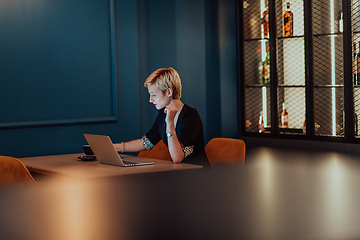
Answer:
[19, 153, 202, 179]
[4, 148, 360, 239]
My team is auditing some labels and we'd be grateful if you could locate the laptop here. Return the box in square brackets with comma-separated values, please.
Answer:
[84, 134, 154, 167]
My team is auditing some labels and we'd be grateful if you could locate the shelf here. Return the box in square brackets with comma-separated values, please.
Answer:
[277, 35, 305, 40]
[245, 84, 348, 89]
[279, 128, 303, 134]
[243, 38, 269, 42]
[314, 85, 344, 88]
[278, 84, 305, 88]
[245, 84, 269, 88]
[244, 35, 305, 42]
[245, 84, 305, 88]
[244, 32, 350, 41]
[313, 32, 344, 38]
[260, 127, 303, 134]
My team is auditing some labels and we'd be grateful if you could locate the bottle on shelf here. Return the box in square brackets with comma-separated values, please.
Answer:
[281, 102, 289, 128]
[357, 41, 360, 85]
[246, 119, 252, 131]
[258, 111, 264, 133]
[283, 2, 293, 37]
[261, 0, 269, 38]
[303, 119, 306, 135]
[338, 8, 343, 33]
[262, 45, 270, 85]
[354, 42, 357, 85]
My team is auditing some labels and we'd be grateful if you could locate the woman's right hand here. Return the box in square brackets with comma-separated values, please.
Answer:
[164, 102, 177, 125]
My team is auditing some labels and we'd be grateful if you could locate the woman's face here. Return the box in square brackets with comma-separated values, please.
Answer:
[148, 84, 170, 110]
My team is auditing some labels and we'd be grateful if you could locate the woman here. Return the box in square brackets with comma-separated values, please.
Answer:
[114, 67, 210, 168]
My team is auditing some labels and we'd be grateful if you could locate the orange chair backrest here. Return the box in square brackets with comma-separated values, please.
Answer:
[137, 140, 172, 161]
[0, 156, 36, 185]
[205, 138, 246, 167]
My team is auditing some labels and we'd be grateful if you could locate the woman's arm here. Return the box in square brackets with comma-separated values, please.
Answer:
[165, 104, 185, 163]
[166, 122, 185, 163]
[114, 139, 146, 153]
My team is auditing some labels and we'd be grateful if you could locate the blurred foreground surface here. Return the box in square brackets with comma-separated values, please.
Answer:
[1, 148, 360, 240]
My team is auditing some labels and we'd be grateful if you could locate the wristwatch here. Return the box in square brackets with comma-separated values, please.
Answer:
[166, 132, 176, 138]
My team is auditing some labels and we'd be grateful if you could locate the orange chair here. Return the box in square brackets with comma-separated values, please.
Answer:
[0, 156, 36, 186]
[137, 140, 172, 161]
[205, 138, 246, 167]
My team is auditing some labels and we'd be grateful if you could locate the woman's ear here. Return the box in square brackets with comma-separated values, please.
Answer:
[167, 88, 173, 97]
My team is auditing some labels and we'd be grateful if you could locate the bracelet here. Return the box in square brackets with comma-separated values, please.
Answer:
[121, 142, 125, 153]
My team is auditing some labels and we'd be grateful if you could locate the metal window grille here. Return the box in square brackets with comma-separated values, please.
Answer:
[241, 0, 358, 138]
[313, 0, 344, 137]
[352, 0, 360, 138]
[243, 1, 272, 133]
[243, 0, 306, 135]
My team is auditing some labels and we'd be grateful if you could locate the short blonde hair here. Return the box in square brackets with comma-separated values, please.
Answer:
[144, 67, 182, 99]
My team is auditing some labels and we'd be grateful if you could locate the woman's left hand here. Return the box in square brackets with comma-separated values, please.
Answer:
[164, 103, 178, 125]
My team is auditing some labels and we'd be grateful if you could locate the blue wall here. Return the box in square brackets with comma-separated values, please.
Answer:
[0, 0, 238, 158]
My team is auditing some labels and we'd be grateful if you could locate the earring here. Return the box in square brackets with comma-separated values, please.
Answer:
[169, 96, 172, 102]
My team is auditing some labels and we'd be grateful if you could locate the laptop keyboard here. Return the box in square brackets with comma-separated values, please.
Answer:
[122, 160, 138, 166]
